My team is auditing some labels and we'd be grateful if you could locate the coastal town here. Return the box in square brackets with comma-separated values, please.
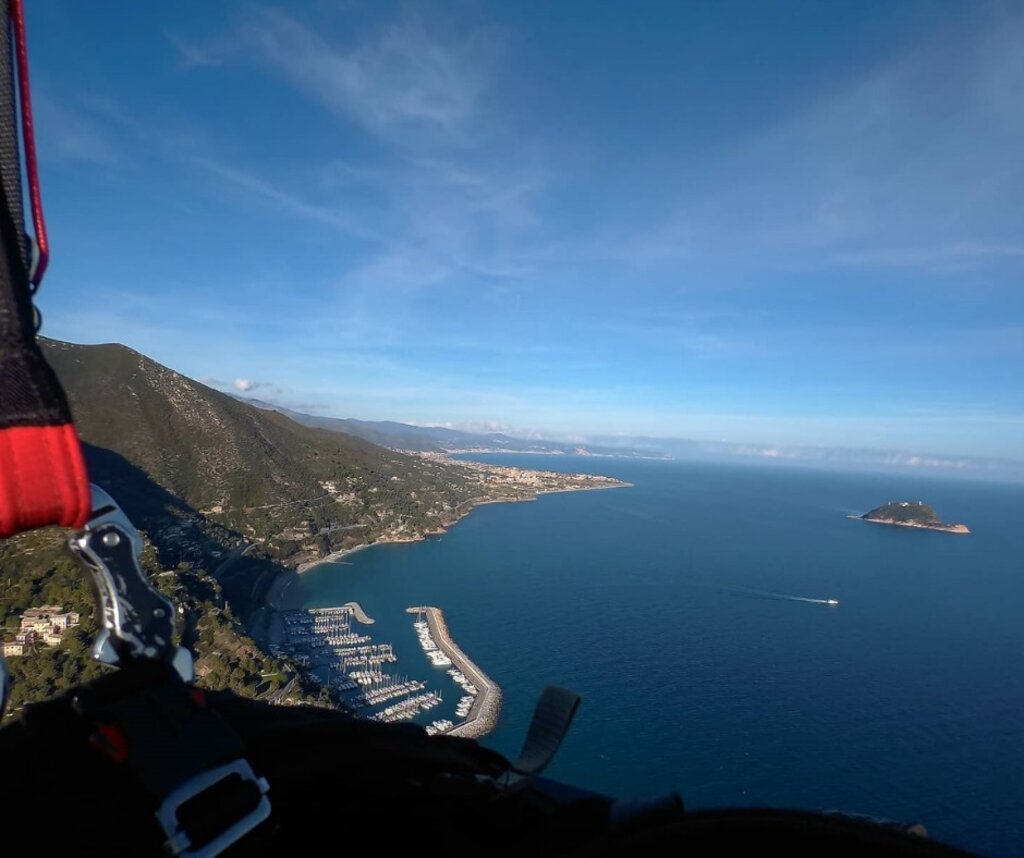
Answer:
[412, 452, 630, 498]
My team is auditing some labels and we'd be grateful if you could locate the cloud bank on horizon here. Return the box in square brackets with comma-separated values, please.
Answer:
[27, 1, 1024, 468]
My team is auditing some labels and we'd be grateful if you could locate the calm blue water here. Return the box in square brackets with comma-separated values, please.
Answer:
[279, 456, 1024, 856]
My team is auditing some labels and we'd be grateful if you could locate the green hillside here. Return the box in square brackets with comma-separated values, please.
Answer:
[1, 339, 488, 717]
[42, 339, 473, 532]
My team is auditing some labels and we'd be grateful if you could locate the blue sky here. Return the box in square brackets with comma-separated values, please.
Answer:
[26, 1, 1024, 462]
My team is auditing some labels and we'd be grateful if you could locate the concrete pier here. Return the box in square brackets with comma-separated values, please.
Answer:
[406, 606, 502, 739]
[306, 603, 375, 624]
[342, 602, 375, 624]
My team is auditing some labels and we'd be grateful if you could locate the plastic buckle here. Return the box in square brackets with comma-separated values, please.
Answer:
[157, 759, 271, 858]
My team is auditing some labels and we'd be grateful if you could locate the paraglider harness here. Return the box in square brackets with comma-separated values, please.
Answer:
[0, 3, 978, 854]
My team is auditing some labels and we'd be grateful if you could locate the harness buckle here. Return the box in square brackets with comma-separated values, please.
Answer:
[157, 759, 271, 858]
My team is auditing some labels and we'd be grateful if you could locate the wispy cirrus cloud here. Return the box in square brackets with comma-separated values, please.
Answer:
[172, 4, 543, 316]
[33, 92, 124, 167]
[239, 6, 504, 140]
[831, 242, 1024, 270]
[172, 26, 548, 386]
[633, 9, 1024, 274]
[190, 156, 388, 244]
[170, 5, 505, 142]
[164, 29, 223, 70]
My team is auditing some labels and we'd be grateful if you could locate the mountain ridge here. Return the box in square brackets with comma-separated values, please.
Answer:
[3, 339, 496, 715]
[233, 395, 1024, 483]
[236, 395, 668, 457]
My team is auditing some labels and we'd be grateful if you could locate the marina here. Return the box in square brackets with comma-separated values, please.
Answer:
[371, 692, 443, 722]
[426, 719, 454, 736]
[346, 678, 427, 709]
[270, 599, 499, 735]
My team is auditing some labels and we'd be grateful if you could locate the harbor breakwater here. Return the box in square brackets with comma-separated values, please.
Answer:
[406, 605, 502, 739]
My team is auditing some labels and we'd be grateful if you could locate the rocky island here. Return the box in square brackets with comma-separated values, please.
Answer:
[856, 501, 970, 534]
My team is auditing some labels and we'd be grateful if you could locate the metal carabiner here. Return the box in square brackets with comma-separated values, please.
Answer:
[68, 484, 193, 680]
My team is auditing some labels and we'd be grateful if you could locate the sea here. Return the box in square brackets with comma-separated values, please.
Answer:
[278, 455, 1024, 856]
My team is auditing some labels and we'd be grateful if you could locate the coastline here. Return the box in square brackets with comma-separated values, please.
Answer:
[295, 540, 393, 574]
[446, 448, 671, 461]
[292, 480, 630, 577]
[257, 473, 625, 708]
[536, 482, 632, 496]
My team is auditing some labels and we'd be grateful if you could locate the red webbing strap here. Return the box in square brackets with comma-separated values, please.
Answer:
[0, 424, 89, 534]
[0, 0, 89, 538]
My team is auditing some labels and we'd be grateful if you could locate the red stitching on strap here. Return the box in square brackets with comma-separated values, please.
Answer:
[11, 0, 49, 285]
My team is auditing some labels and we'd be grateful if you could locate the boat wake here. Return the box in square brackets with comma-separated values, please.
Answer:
[741, 589, 835, 606]
[692, 582, 839, 607]
[739, 588, 839, 607]
[774, 594, 839, 606]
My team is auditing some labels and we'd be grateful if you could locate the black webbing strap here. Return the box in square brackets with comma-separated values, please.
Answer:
[0, 667, 521, 856]
[0, 0, 26, 270]
[0, 0, 90, 537]
[10, 663, 271, 856]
